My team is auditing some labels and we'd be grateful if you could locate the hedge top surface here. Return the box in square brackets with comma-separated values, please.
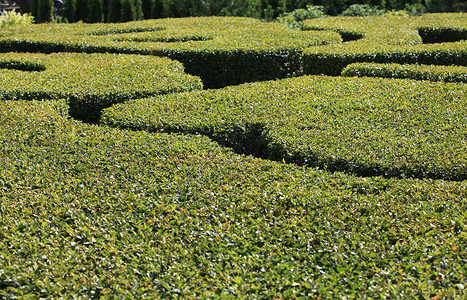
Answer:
[1, 99, 467, 298]
[0, 17, 343, 53]
[302, 13, 467, 46]
[342, 62, 467, 83]
[0, 52, 202, 98]
[301, 14, 467, 76]
[102, 75, 467, 180]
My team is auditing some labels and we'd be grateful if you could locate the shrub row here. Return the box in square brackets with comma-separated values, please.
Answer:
[418, 26, 467, 44]
[302, 13, 467, 75]
[1, 99, 466, 298]
[0, 17, 342, 88]
[0, 52, 202, 122]
[342, 62, 467, 82]
[304, 40, 467, 75]
[102, 75, 467, 181]
[303, 15, 425, 46]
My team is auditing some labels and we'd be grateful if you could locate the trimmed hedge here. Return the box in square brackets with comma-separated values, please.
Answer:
[303, 41, 467, 76]
[302, 13, 467, 75]
[342, 62, 467, 82]
[418, 26, 467, 44]
[102, 75, 467, 181]
[303, 15, 424, 46]
[1, 100, 466, 298]
[0, 17, 342, 88]
[0, 52, 202, 122]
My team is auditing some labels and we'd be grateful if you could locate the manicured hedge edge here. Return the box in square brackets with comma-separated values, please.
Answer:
[101, 75, 467, 181]
[0, 60, 45, 72]
[1, 100, 466, 298]
[303, 41, 467, 76]
[0, 52, 202, 122]
[418, 27, 467, 44]
[0, 17, 342, 88]
[302, 13, 467, 75]
[342, 62, 467, 82]
[302, 15, 423, 46]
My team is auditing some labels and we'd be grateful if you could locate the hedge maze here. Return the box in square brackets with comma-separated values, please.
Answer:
[0, 14, 466, 298]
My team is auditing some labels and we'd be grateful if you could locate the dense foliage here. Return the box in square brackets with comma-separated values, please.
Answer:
[38, 0, 467, 23]
[0, 52, 202, 121]
[101, 75, 467, 181]
[302, 14, 467, 75]
[1, 100, 466, 298]
[0, 11, 34, 27]
[0, 17, 341, 88]
[0, 14, 466, 298]
[342, 63, 467, 83]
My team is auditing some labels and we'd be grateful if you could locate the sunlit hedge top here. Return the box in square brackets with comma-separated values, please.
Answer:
[302, 13, 467, 75]
[2, 99, 467, 298]
[342, 63, 467, 83]
[302, 13, 467, 45]
[0, 52, 202, 121]
[0, 17, 342, 54]
[102, 75, 467, 181]
[0, 52, 201, 96]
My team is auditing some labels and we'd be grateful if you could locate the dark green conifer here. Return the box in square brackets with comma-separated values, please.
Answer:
[152, 0, 163, 18]
[135, 0, 144, 20]
[31, 0, 54, 23]
[121, 0, 136, 21]
[63, 0, 77, 22]
[107, 0, 122, 22]
[141, 0, 154, 19]
[88, 0, 104, 22]
[75, 0, 89, 21]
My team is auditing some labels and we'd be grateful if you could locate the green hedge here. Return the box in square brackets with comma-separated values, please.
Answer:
[102, 75, 467, 181]
[418, 26, 467, 44]
[302, 13, 467, 75]
[0, 17, 342, 88]
[342, 62, 467, 82]
[1, 99, 466, 298]
[0, 52, 202, 122]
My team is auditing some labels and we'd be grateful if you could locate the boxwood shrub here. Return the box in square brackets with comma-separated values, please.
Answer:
[102, 75, 467, 181]
[0, 17, 342, 88]
[342, 62, 467, 82]
[0, 52, 202, 122]
[302, 13, 467, 75]
[1, 99, 466, 298]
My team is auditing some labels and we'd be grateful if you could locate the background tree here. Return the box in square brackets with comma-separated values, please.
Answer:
[31, 0, 54, 22]
[121, 0, 136, 21]
[135, 0, 144, 20]
[30, 0, 38, 18]
[152, 0, 163, 18]
[75, 0, 89, 21]
[88, 0, 104, 22]
[107, 0, 122, 22]
[141, 0, 154, 19]
[27, 0, 467, 23]
[63, 0, 77, 22]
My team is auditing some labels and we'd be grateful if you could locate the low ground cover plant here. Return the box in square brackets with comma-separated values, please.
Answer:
[1, 100, 466, 298]
[102, 75, 467, 181]
[0, 52, 202, 122]
[342, 62, 467, 82]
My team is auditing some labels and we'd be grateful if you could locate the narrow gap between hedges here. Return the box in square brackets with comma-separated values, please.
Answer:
[80, 110, 466, 182]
